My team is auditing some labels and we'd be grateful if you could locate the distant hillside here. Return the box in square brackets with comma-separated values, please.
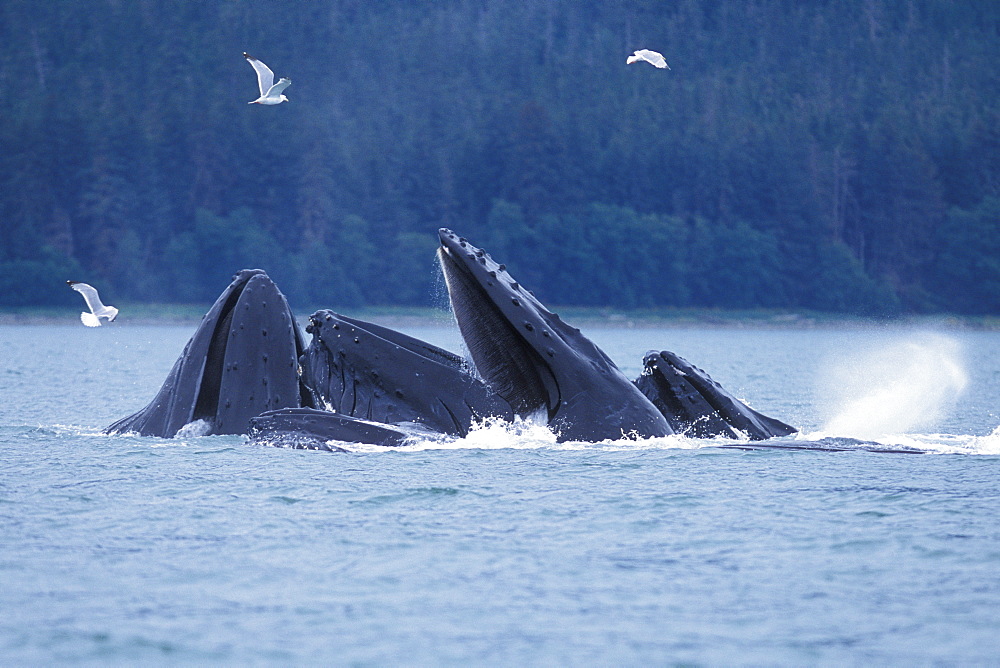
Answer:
[1, 0, 997, 313]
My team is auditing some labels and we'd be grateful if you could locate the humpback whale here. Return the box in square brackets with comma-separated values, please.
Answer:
[108, 232, 796, 448]
[634, 350, 796, 440]
[106, 269, 310, 437]
[248, 308, 516, 449]
[436, 229, 673, 442]
[248, 408, 406, 451]
[296, 309, 512, 434]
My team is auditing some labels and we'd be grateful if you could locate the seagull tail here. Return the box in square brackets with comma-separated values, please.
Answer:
[81, 312, 102, 327]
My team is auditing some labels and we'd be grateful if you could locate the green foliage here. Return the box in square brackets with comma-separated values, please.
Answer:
[0, 248, 86, 307]
[804, 242, 901, 316]
[1, 0, 997, 312]
[930, 197, 1000, 314]
[287, 214, 377, 309]
[686, 219, 787, 309]
[162, 208, 288, 303]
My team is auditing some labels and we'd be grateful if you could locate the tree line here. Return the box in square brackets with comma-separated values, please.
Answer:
[1, 0, 997, 314]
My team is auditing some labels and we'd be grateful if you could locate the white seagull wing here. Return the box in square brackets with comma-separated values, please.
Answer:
[265, 77, 292, 97]
[640, 49, 670, 69]
[244, 52, 274, 96]
[69, 281, 106, 314]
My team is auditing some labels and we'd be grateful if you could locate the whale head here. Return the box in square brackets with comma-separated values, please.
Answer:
[436, 229, 672, 441]
[106, 269, 309, 437]
[298, 309, 512, 436]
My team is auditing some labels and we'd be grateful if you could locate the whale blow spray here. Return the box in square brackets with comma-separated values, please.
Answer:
[819, 332, 968, 439]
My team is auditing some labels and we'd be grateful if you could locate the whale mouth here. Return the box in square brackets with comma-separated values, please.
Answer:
[106, 269, 309, 437]
[299, 309, 511, 436]
[437, 230, 559, 419]
[190, 275, 245, 423]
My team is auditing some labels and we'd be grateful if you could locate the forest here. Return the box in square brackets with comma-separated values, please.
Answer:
[0, 0, 997, 314]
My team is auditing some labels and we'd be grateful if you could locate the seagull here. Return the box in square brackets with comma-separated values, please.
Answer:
[243, 52, 291, 105]
[627, 49, 670, 69]
[67, 281, 119, 327]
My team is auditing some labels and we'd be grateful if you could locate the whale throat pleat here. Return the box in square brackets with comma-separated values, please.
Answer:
[439, 248, 555, 417]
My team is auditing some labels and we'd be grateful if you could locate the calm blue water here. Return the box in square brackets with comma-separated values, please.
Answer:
[2, 322, 999, 665]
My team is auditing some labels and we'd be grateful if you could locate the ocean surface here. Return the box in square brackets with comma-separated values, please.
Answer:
[1, 320, 998, 665]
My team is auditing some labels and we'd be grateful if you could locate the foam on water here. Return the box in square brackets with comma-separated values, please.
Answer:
[342, 415, 703, 454]
[793, 427, 1000, 455]
[61, 418, 1000, 457]
[5, 325, 1000, 665]
[341, 418, 1000, 457]
[817, 332, 968, 440]
[176, 419, 213, 438]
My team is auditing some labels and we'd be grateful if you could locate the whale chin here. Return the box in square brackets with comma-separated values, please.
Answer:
[106, 269, 309, 437]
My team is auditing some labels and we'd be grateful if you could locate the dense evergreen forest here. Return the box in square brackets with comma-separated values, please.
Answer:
[1, 0, 997, 314]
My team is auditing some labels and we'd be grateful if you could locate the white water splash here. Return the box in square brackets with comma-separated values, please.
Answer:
[343, 415, 701, 454]
[818, 332, 968, 440]
[965, 425, 1000, 455]
[176, 419, 213, 438]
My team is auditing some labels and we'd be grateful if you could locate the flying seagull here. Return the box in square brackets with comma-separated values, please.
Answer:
[627, 49, 670, 69]
[243, 52, 291, 105]
[67, 281, 118, 327]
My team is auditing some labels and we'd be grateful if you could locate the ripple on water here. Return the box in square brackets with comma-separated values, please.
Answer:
[3, 325, 1000, 664]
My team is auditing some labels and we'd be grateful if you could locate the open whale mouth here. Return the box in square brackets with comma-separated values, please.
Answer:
[106, 269, 308, 437]
[299, 309, 511, 436]
[437, 229, 559, 419]
[190, 273, 246, 423]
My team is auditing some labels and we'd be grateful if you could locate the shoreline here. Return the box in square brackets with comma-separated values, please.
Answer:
[3, 306, 998, 330]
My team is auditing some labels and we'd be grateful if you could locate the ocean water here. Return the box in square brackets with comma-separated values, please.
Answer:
[1, 321, 999, 665]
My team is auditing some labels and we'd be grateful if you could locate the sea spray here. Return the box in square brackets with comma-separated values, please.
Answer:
[818, 332, 968, 439]
[345, 415, 703, 453]
[970, 425, 1000, 455]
